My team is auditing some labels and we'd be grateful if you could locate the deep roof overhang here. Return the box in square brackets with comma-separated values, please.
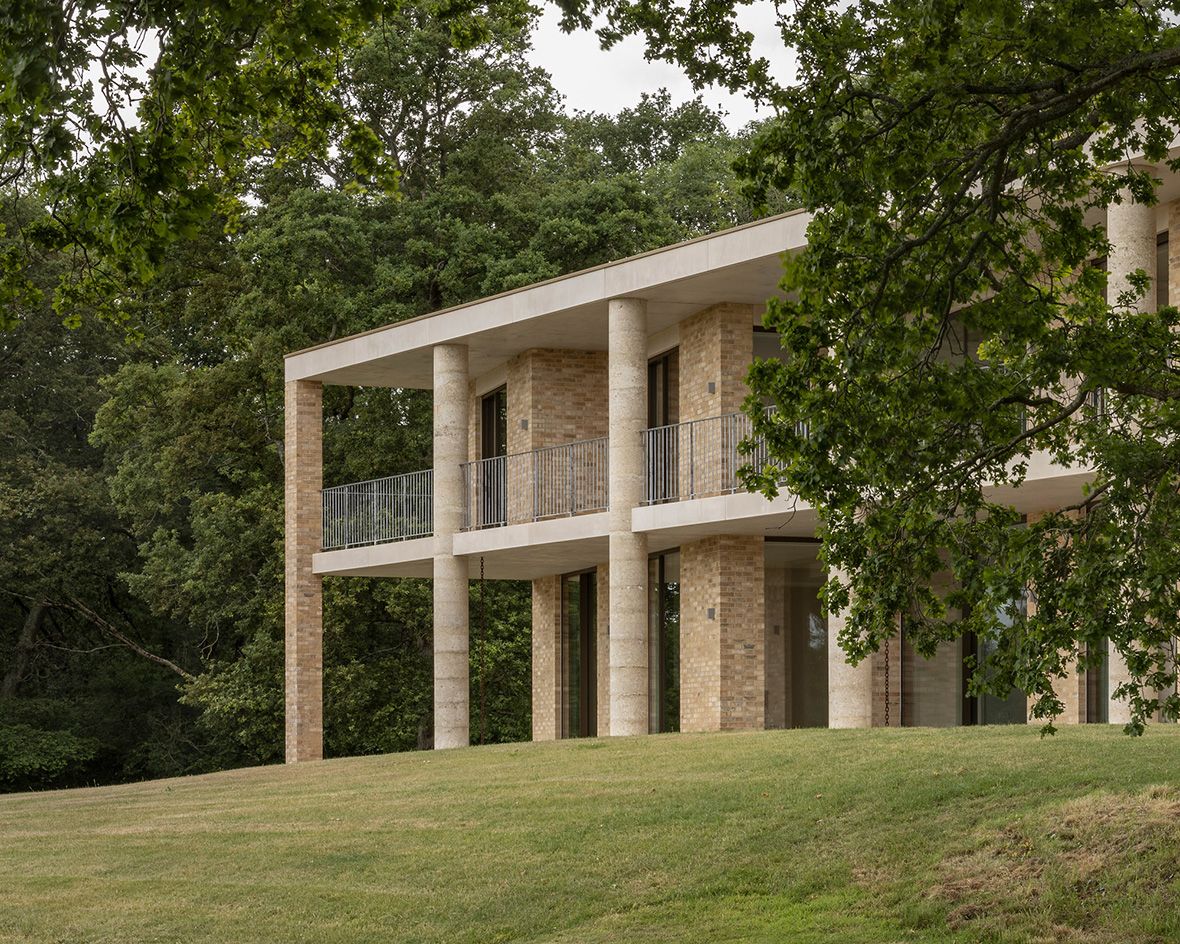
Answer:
[283, 209, 811, 388]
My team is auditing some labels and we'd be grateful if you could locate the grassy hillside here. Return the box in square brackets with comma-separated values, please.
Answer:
[2, 727, 1179, 943]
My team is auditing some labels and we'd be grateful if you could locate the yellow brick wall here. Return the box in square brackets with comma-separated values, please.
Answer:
[469, 350, 609, 525]
[718, 536, 766, 730]
[680, 535, 765, 732]
[284, 379, 324, 763]
[677, 303, 758, 422]
[531, 575, 561, 741]
[680, 538, 720, 731]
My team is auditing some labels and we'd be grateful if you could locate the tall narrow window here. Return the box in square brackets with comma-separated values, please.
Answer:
[479, 386, 508, 527]
[970, 596, 1029, 725]
[647, 350, 677, 428]
[647, 350, 679, 503]
[1157, 230, 1169, 310]
[1086, 638, 1110, 724]
[561, 570, 597, 738]
[648, 551, 681, 732]
[752, 326, 786, 364]
[480, 385, 508, 458]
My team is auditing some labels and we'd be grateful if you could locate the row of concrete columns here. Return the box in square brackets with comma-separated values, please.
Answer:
[825, 187, 1163, 729]
[284, 190, 1163, 760]
[422, 299, 655, 749]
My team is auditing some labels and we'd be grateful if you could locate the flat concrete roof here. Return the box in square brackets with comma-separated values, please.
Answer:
[284, 209, 811, 389]
[284, 152, 1180, 391]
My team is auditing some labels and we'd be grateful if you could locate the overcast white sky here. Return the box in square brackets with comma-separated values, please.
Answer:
[90, 5, 793, 133]
[527, 3, 795, 129]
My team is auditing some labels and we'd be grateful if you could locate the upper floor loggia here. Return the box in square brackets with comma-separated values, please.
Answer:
[286, 186, 1180, 581]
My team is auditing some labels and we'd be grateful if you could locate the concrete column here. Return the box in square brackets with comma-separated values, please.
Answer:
[827, 571, 873, 728]
[1106, 190, 1156, 724]
[1107, 187, 1157, 314]
[433, 343, 470, 749]
[608, 297, 650, 736]
[285, 379, 324, 763]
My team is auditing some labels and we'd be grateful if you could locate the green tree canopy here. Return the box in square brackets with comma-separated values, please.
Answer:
[0, 0, 534, 327]
[2, 7, 767, 788]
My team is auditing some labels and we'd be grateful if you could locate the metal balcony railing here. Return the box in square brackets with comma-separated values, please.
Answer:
[644, 408, 789, 504]
[462, 436, 609, 530]
[321, 469, 433, 550]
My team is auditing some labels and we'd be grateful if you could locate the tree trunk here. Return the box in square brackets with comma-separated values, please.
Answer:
[1, 602, 45, 699]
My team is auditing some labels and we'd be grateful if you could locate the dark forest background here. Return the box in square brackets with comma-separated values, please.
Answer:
[0, 9, 786, 791]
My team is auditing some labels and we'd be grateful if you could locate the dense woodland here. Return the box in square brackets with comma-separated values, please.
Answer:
[0, 10, 781, 791]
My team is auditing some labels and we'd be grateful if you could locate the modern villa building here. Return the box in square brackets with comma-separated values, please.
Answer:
[282, 182, 1179, 762]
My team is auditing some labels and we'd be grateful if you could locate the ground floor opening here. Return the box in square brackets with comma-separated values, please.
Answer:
[532, 535, 1129, 739]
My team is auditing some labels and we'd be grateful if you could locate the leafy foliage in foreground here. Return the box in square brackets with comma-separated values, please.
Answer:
[0, 0, 535, 327]
[563, 0, 1180, 730]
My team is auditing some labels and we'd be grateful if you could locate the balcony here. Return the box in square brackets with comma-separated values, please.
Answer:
[644, 409, 779, 504]
[461, 436, 609, 530]
[321, 469, 433, 550]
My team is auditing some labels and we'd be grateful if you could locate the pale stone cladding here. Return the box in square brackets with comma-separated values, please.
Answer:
[1047, 660, 1088, 725]
[680, 535, 766, 732]
[284, 379, 324, 763]
[595, 563, 610, 736]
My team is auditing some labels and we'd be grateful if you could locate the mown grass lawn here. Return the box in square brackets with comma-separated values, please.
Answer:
[2, 726, 1179, 943]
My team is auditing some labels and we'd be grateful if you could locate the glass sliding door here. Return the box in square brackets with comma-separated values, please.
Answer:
[764, 540, 828, 728]
[971, 597, 1028, 725]
[901, 598, 1028, 726]
[901, 633, 964, 727]
[648, 551, 681, 733]
[561, 570, 597, 738]
[972, 637, 1028, 724]
[1085, 638, 1110, 723]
